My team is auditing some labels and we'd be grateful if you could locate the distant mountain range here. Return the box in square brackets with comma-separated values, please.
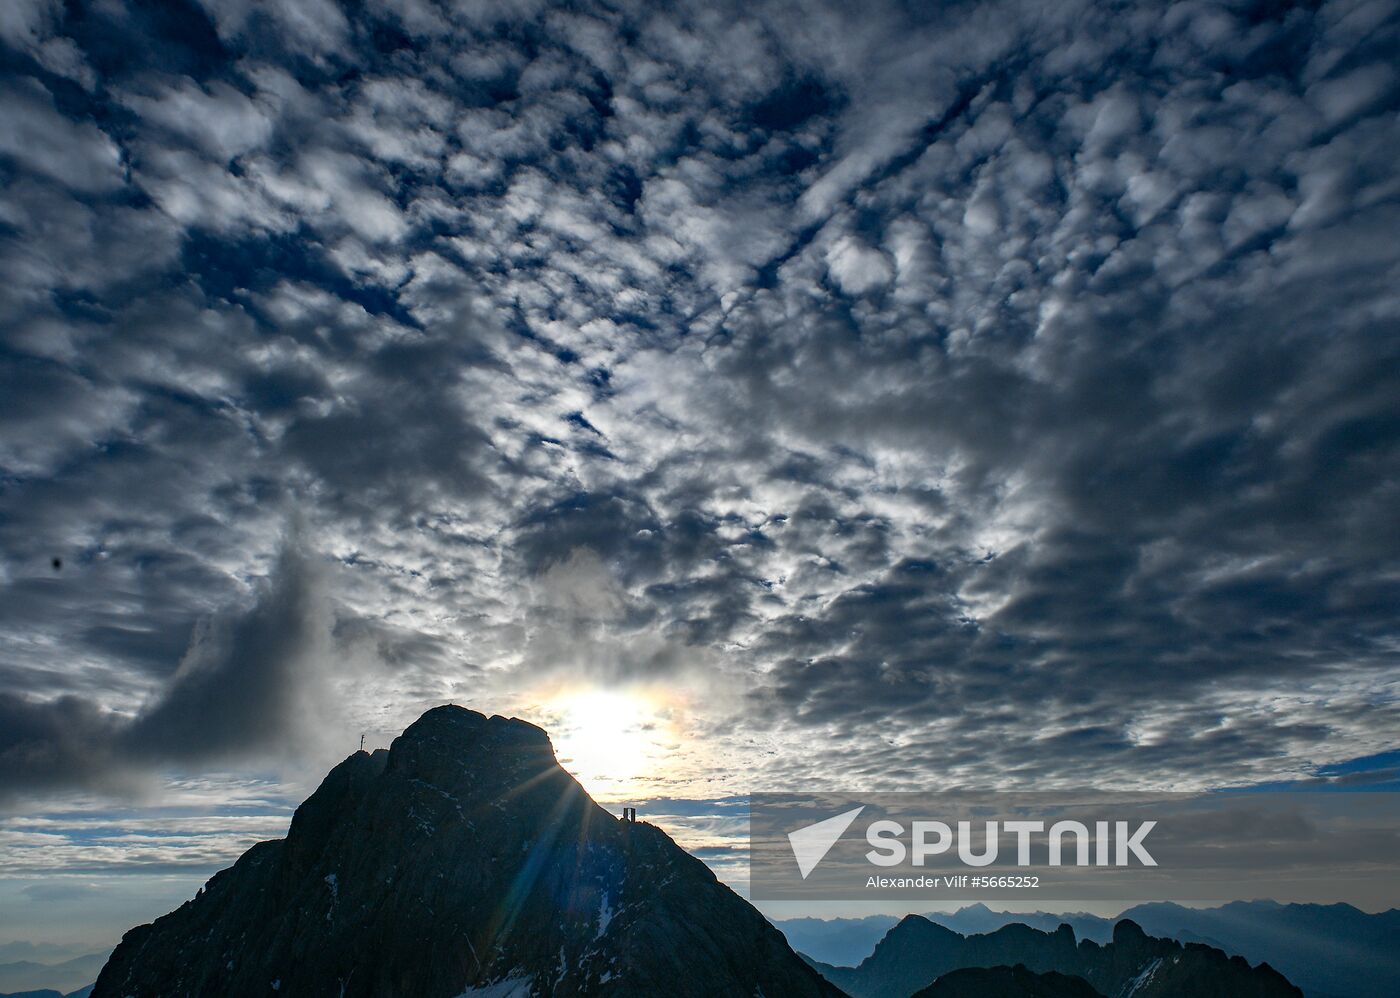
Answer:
[90, 705, 840, 997]
[0, 949, 105, 994]
[804, 916, 1298, 998]
[777, 915, 902, 968]
[0, 945, 94, 966]
[778, 901, 1400, 998]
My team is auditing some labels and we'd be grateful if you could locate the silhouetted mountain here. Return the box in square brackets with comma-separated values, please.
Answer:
[91, 705, 843, 998]
[805, 918, 1079, 998]
[806, 916, 1299, 998]
[910, 964, 1101, 998]
[923, 901, 1400, 998]
[784, 900, 1400, 997]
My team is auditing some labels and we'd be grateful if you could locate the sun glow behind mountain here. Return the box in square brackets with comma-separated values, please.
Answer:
[544, 688, 670, 801]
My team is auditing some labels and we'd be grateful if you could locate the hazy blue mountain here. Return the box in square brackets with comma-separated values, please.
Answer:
[91, 706, 842, 998]
[0, 952, 106, 995]
[775, 916, 901, 968]
[1117, 900, 1400, 998]
[805, 916, 1299, 998]
[923, 906, 1116, 944]
[0, 946, 87, 965]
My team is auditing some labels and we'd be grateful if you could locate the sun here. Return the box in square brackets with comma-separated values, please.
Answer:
[545, 688, 665, 801]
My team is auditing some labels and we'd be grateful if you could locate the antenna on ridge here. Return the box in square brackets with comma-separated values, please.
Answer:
[360, 733, 365, 752]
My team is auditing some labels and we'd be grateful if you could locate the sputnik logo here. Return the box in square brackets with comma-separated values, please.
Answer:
[787, 806, 864, 878]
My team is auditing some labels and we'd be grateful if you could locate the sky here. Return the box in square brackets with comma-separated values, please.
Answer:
[1, 0, 1399, 956]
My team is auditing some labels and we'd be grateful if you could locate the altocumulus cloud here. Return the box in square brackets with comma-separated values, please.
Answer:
[0, 0, 1398, 808]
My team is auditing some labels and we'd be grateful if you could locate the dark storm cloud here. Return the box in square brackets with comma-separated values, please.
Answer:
[0, 691, 125, 796]
[0, 0, 1398, 804]
[124, 539, 330, 760]
[0, 533, 363, 800]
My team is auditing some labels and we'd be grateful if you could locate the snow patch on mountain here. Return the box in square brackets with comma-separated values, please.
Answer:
[1121, 957, 1163, 996]
[453, 972, 533, 997]
[595, 891, 614, 940]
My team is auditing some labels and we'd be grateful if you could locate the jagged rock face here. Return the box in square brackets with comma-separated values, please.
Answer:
[807, 915, 1301, 998]
[92, 706, 844, 998]
[1075, 919, 1301, 998]
[910, 964, 1101, 998]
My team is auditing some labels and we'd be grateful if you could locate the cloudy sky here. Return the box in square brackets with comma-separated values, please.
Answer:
[2, 0, 1399, 953]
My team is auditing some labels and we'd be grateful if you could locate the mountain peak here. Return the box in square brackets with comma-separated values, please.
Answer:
[383, 704, 556, 788]
[397, 703, 550, 746]
[891, 913, 954, 934]
[92, 705, 840, 998]
[1111, 918, 1148, 945]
